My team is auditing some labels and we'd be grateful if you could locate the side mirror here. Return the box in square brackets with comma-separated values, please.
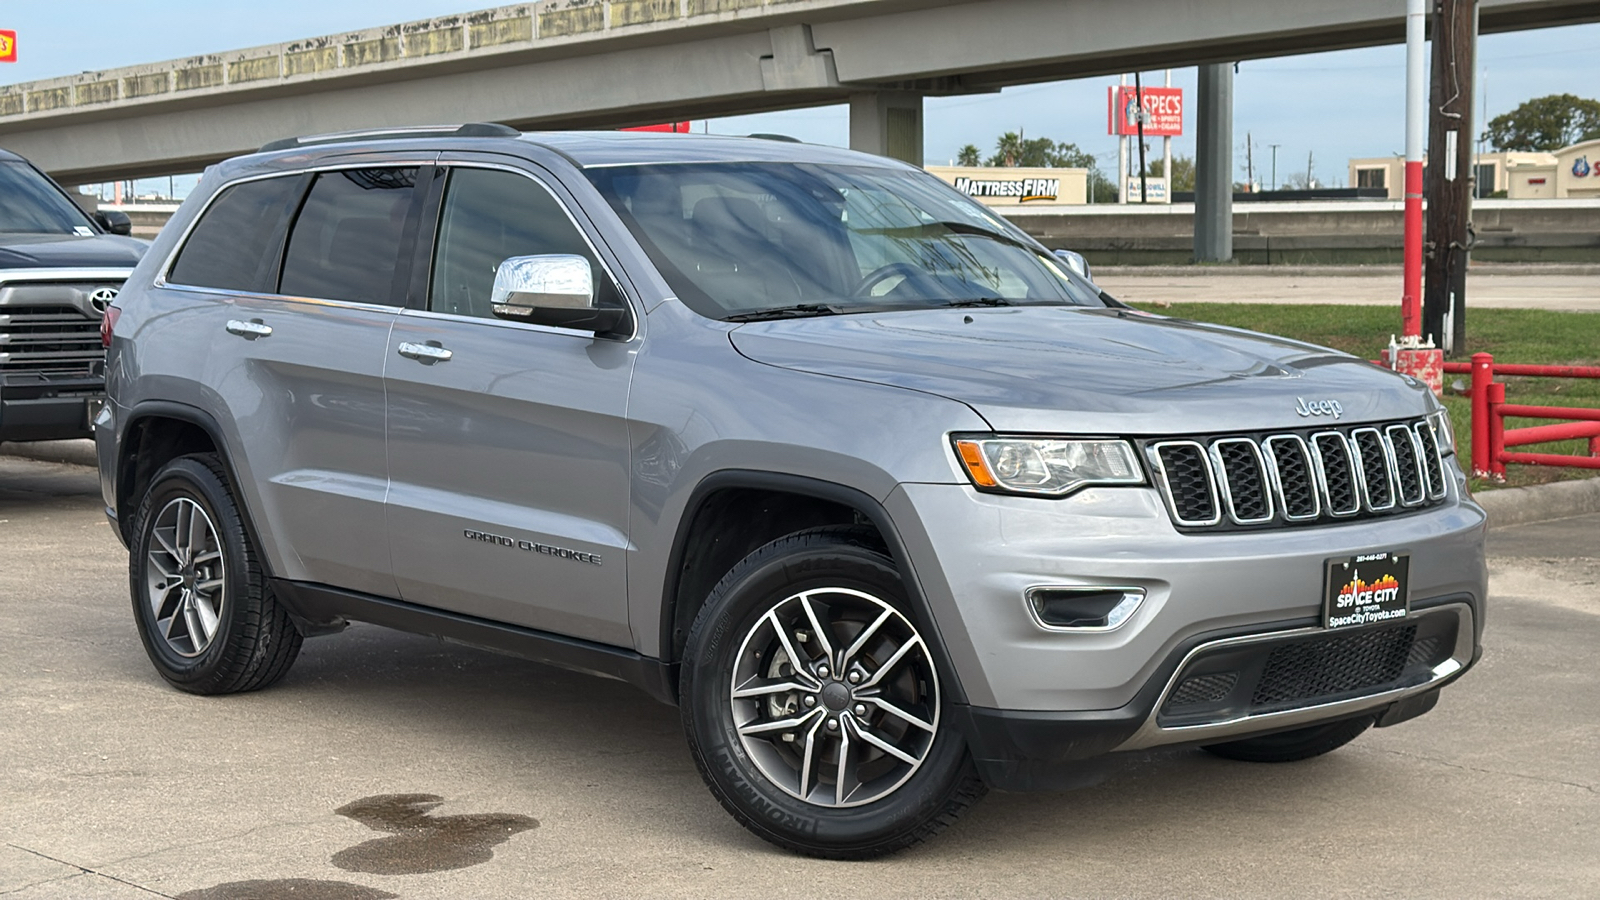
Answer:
[1052, 248, 1093, 282]
[490, 254, 627, 334]
[95, 209, 133, 236]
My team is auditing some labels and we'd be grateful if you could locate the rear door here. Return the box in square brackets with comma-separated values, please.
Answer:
[164, 160, 425, 597]
[382, 156, 639, 646]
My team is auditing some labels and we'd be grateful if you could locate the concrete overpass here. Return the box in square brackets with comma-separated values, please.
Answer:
[1, 0, 1595, 185]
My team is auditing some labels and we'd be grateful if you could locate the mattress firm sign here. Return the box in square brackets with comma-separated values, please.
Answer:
[926, 166, 1089, 205]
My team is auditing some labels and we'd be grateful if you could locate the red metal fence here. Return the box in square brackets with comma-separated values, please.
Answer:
[1442, 354, 1600, 479]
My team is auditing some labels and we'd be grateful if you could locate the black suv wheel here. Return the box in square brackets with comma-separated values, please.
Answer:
[680, 526, 985, 858]
[129, 454, 302, 695]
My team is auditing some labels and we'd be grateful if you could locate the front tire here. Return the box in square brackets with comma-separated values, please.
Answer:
[129, 454, 302, 695]
[1202, 716, 1374, 763]
[680, 526, 985, 859]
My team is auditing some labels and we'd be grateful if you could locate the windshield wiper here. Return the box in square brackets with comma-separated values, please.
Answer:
[941, 297, 1013, 308]
[723, 303, 843, 322]
[927, 220, 1040, 252]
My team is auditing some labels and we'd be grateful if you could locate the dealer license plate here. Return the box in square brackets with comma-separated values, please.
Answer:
[1323, 551, 1410, 630]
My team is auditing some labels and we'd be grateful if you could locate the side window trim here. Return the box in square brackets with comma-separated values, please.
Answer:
[157, 160, 436, 311]
[414, 159, 638, 340]
[258, 173, 314, 295]
[275, 165, 427, 308]
[390, 164, 438, 310]
[404, 165, 449, 312]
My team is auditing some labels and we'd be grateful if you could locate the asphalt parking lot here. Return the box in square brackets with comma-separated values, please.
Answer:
[2, 454, 1596, 899]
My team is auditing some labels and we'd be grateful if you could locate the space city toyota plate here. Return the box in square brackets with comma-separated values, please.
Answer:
[1324, 551, 1410, 629]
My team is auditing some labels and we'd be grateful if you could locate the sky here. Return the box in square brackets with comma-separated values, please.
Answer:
[1, 2, 1596, 196]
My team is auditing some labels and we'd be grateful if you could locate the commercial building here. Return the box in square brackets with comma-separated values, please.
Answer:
[1348, 151, 1554, 198]
[1500, 139, 1600, 199]
[1350, 140, 1600, 200]
[925, 166, 1089, 206]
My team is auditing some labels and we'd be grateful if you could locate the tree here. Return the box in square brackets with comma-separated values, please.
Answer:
[1146, 155, 1196, 192]
[983, 132, 1097, 169]
[1086, 169, 1118, 204]
[1484, 93, 1600, 151]
[956, 144, 982, 166]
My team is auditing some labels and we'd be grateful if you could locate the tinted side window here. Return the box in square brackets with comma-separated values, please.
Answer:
[429, 167, 613, 320]
[280, 167, 417, 305]
[168, 176, 300, 292]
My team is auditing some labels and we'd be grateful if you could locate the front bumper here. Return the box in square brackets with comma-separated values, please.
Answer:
[0, 373, 103, 442]
[951, 600, 1475, 789]
[885, 472, 1486, 787]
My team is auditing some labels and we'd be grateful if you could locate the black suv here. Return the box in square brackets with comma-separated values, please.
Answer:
[0, 148, 144, 442]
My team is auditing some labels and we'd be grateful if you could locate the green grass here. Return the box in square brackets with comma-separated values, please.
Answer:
[1128, 303, 1600, 490]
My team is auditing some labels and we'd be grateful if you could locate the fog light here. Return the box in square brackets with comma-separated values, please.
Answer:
[1027, 587, 1145, 631]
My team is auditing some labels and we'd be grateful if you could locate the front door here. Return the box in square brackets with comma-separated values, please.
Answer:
[383, 160, 639, 646]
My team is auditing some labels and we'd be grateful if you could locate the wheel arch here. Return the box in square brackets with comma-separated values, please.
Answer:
[117, 401, 267, 570]
[658, 469, 968, 706]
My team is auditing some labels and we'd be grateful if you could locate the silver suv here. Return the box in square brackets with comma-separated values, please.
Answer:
[98, 126, 1485, 858]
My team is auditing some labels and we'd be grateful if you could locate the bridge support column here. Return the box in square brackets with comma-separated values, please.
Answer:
[1193, 63, 1234, 263]
[849, 91, 923, 165]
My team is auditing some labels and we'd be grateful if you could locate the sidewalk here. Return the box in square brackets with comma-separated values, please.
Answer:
[1095, 268, 1600, 311]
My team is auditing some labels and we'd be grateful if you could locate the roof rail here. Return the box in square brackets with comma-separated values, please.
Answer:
[258, 123, 519, 153]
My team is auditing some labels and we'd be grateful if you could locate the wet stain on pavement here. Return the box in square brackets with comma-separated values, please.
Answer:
[331, 793, 538, 875]
[175, 879, 398, 900]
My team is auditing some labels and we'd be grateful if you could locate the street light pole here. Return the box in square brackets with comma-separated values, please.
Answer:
[1269, 144, 1279, 191]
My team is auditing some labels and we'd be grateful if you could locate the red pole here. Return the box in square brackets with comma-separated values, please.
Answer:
[1470, 352, 1493, 478]
[1400, 0, 1426, 339]
[1402, 161, 1424, 338]
[1487, 382, 1508, 480]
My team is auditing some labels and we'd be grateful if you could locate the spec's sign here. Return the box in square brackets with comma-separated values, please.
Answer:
[622, 122, 692, 133]
[1108, 86, 1183, 137]
[0, 31, 16, 63]
[952, 175, 1060, 203]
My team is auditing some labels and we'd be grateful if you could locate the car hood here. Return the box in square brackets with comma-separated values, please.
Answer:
[0, 232, 147, 270]
[729, 306, 1432, 434]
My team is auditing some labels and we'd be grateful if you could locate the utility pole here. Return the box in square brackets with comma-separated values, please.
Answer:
[1306, 150, 1315, 189]
[1134, 71, 1149, 203]
[1118, 74, 1128, 204]
[1163, 69, 1173, 204]
[1423, 0, 1477, 354]
[1245, 133, 1254, 193]
[1269, 144, 1280, 191]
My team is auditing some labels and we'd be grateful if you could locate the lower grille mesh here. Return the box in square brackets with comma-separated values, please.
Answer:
[1251, 625, 1418, 708]
[1167, 672, 1239, 708]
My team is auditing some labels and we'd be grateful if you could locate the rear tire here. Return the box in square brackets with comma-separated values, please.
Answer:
[680, 526, 985, 859]
[129, 454, 302, 695]
[1202, 716, 1374, 763]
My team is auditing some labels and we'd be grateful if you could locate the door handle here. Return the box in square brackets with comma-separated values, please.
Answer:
[397, 340, 453, 364]
[225, 318, 272, 340]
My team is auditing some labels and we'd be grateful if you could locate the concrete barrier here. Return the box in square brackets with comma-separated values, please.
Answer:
[1002, 199, 1600, 266]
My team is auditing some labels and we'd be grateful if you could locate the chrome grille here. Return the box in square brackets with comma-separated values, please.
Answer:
[1263, 435, 1319, 520]
[0, 280, 116, 376]
[1312, 431, 1360, 516]
[1149, 418, 1449, 531]
[1212, 438, 1273, 524]
[1387, 423, 1426, 505]
[1352, 427, 1395, 511]
[1153, 442, 1219, 525]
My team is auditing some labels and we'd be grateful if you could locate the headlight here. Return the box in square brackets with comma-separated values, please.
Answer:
[1427, 409, 1456, 455]
[953, 436, 1145, 497]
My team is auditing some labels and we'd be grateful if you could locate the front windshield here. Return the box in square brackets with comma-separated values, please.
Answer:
[586, 161, 1104, 320]
[0, 160, 97, 235]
